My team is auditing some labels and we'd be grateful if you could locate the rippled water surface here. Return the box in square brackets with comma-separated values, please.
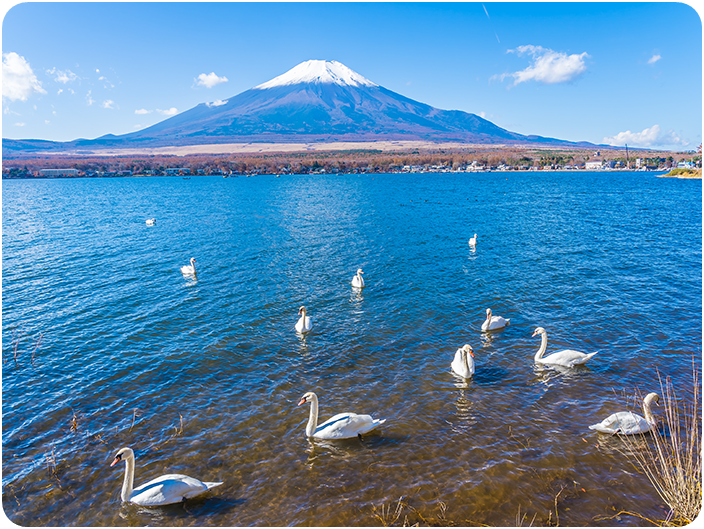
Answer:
[2, 172, 701, 526]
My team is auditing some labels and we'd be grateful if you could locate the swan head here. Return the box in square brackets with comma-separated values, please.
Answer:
[644, 392, 660, 406]
[190, 257, 196, 264]
[485, 308, 492, 317]
[110, 447, 134, 467]
[462, 344, 474, 357]
[297, 391, 316, 407]
[532, 327, 546, 337]
[298, 306, 306, 316]
[357, 268, 364, 274]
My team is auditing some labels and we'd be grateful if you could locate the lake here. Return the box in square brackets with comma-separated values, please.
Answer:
[2, 171, 701, 526]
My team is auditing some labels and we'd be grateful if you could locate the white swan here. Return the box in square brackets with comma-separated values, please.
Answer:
[451, 344, 475, 379]
[297, 392, 386, 439]
[146, 218, 156, 226]
[589, 393, 660, 435]
[180, 257, 196, 276]
[351, 268, 365, 288]
[532, 327, 597, 367]
[110, 447, 222, 507]
[468, 234, 477, 248]
[481, 308, 510, 331]
[295, 305, 313, 333]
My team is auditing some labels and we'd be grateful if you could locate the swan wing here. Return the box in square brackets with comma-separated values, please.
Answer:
[589, 412, 650, 435]
[540, 349, 596, 367]
[313, 412, 385, 439]
[295, 316, 312, 333]
[130, 474, 220, 506]
[451, 349, 474, 378]
[482, 316, 509, 331]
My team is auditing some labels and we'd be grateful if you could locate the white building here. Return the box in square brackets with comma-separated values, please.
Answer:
[585, 161, 602, 170]
[39, 168, 79, 177]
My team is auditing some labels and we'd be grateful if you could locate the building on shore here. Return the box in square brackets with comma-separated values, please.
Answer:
[39, 169, 80, 177]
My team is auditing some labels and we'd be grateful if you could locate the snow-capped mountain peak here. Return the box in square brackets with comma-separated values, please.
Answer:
[254, 60, 378, 89]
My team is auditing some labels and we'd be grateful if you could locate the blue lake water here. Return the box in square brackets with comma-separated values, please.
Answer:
[2, 171, 701, 525]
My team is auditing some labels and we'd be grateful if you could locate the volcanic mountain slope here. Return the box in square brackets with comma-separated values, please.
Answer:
[4, 60, 592, 153]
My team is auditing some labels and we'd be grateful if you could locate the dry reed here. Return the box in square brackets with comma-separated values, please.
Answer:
[622, 369, 701, 525]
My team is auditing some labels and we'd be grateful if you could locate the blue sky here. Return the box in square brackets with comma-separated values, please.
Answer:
[2, 2, 702, 150]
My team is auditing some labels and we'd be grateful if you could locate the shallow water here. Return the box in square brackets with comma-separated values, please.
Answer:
[2, 172, 701, 526]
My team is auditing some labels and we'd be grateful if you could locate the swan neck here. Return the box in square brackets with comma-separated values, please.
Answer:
[643, 399, 656, 425]
[535, 332, 548, 361]
[121, 454, 135, 501]
[306, 395, 318, 437]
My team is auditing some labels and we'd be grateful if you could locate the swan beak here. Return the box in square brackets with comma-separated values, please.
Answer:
[110, 455, 122, 467]
[297, 397, 306, 406]
[469, 350, 474, 357]
[531, 330, 538, 337]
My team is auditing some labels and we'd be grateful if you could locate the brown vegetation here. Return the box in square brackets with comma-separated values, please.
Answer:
[3, 143, 697, 178]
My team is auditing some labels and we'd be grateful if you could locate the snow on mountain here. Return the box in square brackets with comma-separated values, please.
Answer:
[254, 60, 378, 89]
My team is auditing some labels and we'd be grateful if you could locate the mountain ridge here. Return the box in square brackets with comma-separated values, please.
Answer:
[3, 60, 595, 155]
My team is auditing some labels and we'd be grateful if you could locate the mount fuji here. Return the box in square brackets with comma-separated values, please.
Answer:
[4, 60, 591, 153]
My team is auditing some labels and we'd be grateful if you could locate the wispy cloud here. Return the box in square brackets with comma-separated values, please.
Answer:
[195, 72, 228, 88]
[156, 107, 178, 116]
[603, 124, 686, 148]
[46, 67, 79, 84]
[14, 122, 26, 127]
[494, 45, 589, 86]
[135, 108, 152, 115]
[206, 99, 228, 107]
[647, 54, 661, 65]
[101, 100, 115, 109]
[86, 89, 95, 106]
[2, 52, 47, 101]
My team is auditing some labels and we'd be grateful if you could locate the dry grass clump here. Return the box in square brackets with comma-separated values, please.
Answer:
[623, 370, 701, 525]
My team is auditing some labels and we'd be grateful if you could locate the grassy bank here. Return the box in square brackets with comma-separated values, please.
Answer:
[658, 168, 702, 179]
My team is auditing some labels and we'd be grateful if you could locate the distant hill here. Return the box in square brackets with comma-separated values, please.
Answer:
[3, 60, 594, 155]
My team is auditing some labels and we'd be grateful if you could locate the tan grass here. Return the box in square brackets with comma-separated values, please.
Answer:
[622, 369, 701, 525]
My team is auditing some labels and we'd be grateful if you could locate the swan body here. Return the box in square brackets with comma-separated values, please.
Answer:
[351, 268, 365, 288]
[481, 308, 510, 331]
[110, 447, 222, 507]
[451, 344, 475, 379]
[295, 306, 313, 333]
[589, 393, 660, 435]
[297, 392, 385, 439]
[468, 234, 477, 248]
[180, 257, 196, 276]
[146, 218, 156, 226]
[532, 327, 597, 367]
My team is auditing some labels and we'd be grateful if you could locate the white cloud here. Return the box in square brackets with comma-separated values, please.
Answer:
[45, 120, 50, 124]
[497, 45, 589, 86]
[2, 52, 47, 101]
[102, 100, 115, 109]
[156, 107, 178, 116]
[206, 99, 228, 107]
[57, 88, 63, 95]
[135, 108, 152, 115]
[46, 67, 79, 84]
[14, 122, 25, 126]
[603, 124, 687, 148]
[648, 54, 661, 65]
[86, 89, 95, 106]
[195, 72, 228, 88]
